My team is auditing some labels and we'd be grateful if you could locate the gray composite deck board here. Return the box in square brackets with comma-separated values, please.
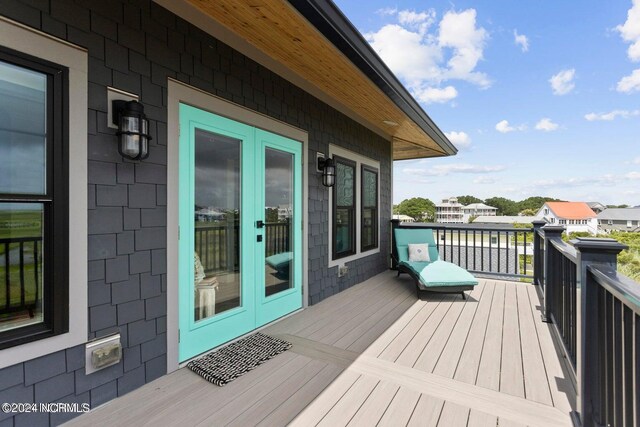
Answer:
[65, 271, 574, 427]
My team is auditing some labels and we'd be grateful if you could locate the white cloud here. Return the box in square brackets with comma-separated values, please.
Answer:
[473, 176, 496, 184]
[376, 7, 398, 16]
[495, 120, 526, 133]
[365, 8, 489, 105]
[532, 175, 617, 189]
[403, 163, 506, 177]
[513, 30, 529, 52]
[535, 118, 559, 131]
[549, 69, 576, 95]
[617, 68, 640, 92]
[495, 120, 514, 133]
[444, 131, 471, 148]
[634, 157, 640, 164]
[438, 9, 490, 87]
[626, 171, 640, 179]
[616, 0, 640, 62]
[398, 9, 436, 32]
[414, 85, 458, 103]
[584, 109, 640, 121]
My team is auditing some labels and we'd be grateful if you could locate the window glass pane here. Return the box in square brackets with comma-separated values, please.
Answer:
[193, 129, 241, 321]
[335, 161, 354, 207]
[363, 169, 377, 208]
[0, 60, 47, 195]
[264, 148, 294, 297]
[336, 208, 353, 254]
[362, 208, 376, 249]
[0, 203, 44, 332]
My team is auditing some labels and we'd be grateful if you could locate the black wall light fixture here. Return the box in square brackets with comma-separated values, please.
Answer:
[112, 100, 152, 160]
[317, 154, 336, 187]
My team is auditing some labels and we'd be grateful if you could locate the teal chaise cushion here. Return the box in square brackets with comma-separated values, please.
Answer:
[394, 227, 478, 295]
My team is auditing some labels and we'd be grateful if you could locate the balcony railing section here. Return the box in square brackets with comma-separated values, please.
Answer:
[390, 220, 534, 280]
[533, 224, 639, 427]
[539, 225, 579, 369]
[0, 236, 41, 317]
[194, 221, 290, 273]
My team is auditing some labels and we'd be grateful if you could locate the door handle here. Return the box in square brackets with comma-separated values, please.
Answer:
[257, 235, 263, 242]
[256, 220, 264, 228]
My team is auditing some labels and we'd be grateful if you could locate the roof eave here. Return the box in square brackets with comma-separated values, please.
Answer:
[286, 0, 457, 157]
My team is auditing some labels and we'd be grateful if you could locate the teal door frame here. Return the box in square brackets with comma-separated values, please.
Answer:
[178, 103, 302, 362]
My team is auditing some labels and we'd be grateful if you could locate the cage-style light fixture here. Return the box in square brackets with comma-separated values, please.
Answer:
[317, 155, 336, 188]
[112, 100, 152, 160]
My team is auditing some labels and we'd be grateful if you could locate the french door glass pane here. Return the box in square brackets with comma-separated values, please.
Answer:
[0, 203, 44, 332]
[193, 129, 241, 321]
[0, 60, 47, 195]
[264, 148, 294, 297]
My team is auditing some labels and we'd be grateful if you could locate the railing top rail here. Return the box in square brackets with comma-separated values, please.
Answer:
[548, 238, 578, 264]
[587, 265, 640, 315]
[0, 236, 43, 244]
[392, 221, 533, 233]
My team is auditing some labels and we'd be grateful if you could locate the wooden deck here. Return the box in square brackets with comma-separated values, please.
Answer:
[66, 271, 575, 426]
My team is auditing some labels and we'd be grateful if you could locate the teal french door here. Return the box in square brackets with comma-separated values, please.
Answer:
[178, 104, 302, 362]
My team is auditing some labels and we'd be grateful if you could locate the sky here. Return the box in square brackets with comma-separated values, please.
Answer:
[333, 0, 640, 206]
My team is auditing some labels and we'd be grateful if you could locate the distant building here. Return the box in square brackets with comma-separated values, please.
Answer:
[586, 202, 606, 214]
[392, 214, 415, 223]
[473, 215, 537, 225]
[536, 202, 597, 234]
[436, 197, 464, 223]
[597, 208, 640, 233]
[462, 203, 498, 222]
[436, 198, 498, 223]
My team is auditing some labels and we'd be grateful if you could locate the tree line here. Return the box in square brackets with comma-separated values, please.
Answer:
[393, 195, 565, 221]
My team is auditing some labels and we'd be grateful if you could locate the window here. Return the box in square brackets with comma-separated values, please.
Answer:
[333, 156, 356, 259]
[0, 46, 68, 349]
[329, 146, 380, 265]
[361, 166, 378, 251]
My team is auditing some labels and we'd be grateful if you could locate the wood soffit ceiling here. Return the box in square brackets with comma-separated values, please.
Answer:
[186, 0, 451, 160]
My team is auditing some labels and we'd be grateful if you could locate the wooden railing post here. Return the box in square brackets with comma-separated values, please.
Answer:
[390, 219, 400, 270]
[541, 224, 565, 322]
[532, 220, 546, 288]
[571, 238, 627, 427]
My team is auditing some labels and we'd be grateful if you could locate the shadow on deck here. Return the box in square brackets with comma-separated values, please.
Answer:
[66, 271, 575, 427]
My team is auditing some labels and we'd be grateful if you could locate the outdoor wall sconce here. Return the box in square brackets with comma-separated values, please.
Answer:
[317, 154, 336, 188]
[112, 100, 152, 160]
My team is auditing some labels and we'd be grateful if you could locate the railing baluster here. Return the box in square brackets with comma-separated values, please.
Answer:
[4, 242, 9, 313]
[497, 231, 501, 274]
[19, 241, 25, 308]
[623, 306, 633, 427]
[34, 240, 39, 305]
[465, 230, 468, 269]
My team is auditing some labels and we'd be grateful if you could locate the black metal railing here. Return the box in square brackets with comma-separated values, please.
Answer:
[0, 236, 41, 316]
[545, 233, 578, 369]
[391, 220, 534, 279]
[583, 266, 639, 427]
[533, 225, 639, 426]
[194, 221, 290, 273]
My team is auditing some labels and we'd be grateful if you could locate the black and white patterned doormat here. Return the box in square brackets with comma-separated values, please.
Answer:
[186, 333, 292, 386]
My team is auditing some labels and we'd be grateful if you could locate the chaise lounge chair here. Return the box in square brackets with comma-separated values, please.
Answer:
[393, 228, 478, 299]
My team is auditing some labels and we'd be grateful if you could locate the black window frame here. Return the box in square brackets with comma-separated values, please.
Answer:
[332, 156, 356, 260]
[360, 164, 378, 252]
[0, 46, 69, 350]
